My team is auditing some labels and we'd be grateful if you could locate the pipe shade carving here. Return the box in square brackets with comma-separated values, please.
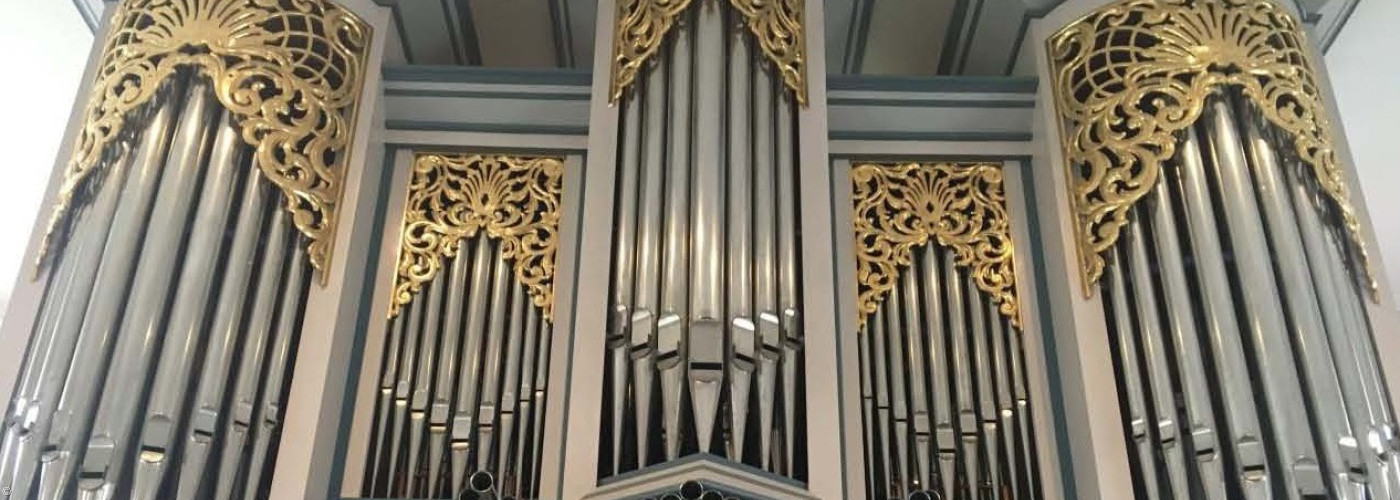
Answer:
[390, 153, 565, 320]
[39, 0, 371, 283]
[851, 162, 1021, 329]
[609, 0, 807, 106]
[1046, 0, 1374, 297]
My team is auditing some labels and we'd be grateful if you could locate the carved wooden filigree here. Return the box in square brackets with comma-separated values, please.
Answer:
[609, 0, 807, 106]
[39, 0, 371, 282]
[1047, 0, 1374, 297]
[851, 162, 1021, 329]
[391, 154, 565, 320]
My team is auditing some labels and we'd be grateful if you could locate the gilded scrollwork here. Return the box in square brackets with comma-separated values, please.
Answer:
[729, 0, 808, 106]
[609, 0, 695, 102]
[38, 0, 370, 282]
[609, 0, 807, 106]
[390, 154, 565, 320]
[1047, 0, 1374, 297]
[851, 162, 1021, 329]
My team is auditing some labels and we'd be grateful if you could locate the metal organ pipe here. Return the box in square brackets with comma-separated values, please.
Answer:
[599, 2, 806, 481]
[1, 75, 312, 500]
[919, 247, 956, 499]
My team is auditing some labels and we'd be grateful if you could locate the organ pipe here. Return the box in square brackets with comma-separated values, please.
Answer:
[1049, 2, 1400, 497]
[600, 0, 808, 480]
[850, 161, 1043, 500]
[365, 153, 565, 499]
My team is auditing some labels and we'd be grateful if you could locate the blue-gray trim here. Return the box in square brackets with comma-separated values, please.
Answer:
[548, 0, 575, 68]
[938, 0, 973, 74]
[829, 131, 1034, 142]
[383, 64, 593, 86]
[383, 87, 590, 100]
[329, 146, 400, 500]
[827, 74, 1038, 94]
[387, 2, 416, 63]
[384, 120, 589, 137]
[1017, 158, 1079, 500]
[449, 0, 483, 65]
[71, 0, 102, 32]
[843, 0, 873, 74]
[550, 155, 588, 500]
[828, 97, 1035, 108]
[955, 0, 988, 74]
[1320, 0, 1361, 52]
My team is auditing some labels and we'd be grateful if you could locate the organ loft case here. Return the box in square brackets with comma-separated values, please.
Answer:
[0, 0, 1396, 499]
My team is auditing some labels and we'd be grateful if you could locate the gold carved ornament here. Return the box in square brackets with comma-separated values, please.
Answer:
[851, 162, 1021, 330]
[608, 0, 807, 106]
[390, 154, 565, 321]
[38, 0, 371, 283]
[1047, 0, 1376, 298]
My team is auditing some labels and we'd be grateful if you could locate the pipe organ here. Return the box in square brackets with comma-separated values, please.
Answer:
[850, 162, 1044, 500]
[3, 0, 1398, 499]
[0, 1, 368, 500]
[1049, 1, 1400, 499]
[599, 0, 809, 481]
[361, 153, 564, 499]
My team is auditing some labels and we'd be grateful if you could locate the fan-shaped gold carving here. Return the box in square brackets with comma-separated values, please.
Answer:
[1047, 0, 1374, 297]
[609, 0, 807, 106]
[38, 0, 370, 283]
[851, 162, 1021, 330]
[390, 154, 565, 321]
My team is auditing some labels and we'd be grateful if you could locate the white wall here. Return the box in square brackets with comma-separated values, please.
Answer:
[0, 0, 93, 324]
[1326, 0, 1400, 307]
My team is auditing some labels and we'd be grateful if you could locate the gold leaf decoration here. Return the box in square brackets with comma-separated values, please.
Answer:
[729, 0, 808, 106]
[608, 0, 807, 106]
[851, 162, 1021, 329]
[609, 0, 695, 102]
[1047, 0, 1374, 297]
[38, 0, 371, 283]
[390, 154, 565, 320]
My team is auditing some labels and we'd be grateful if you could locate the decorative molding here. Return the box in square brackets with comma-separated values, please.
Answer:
[390, 153, 565, 320]
[729, 0, 808, 106]
[1047, 0, 1374, 297]
[608, 0, 695, 103]
[851, 162, 1021, 329]
[39, 0, 372, 283]
[608, 0, 808, 106]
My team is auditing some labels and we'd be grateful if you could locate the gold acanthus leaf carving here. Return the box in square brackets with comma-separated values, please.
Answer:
[851, 162, 1021, 330]
[609, 0, 808, 106]
[38, 0, 371, 283]
[391, 154, 565, 320]
[1047, 0, 1375, 298]
[609, 0, 695, 103]
[729, 0, 808, 106]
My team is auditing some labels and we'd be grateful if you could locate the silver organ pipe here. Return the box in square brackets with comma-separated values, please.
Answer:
[1083, 93, 1400, 500]
[1, 74, 314, 500]
[599, 0, 806, 481]
[364, 153, 564, 500]
[851, 162, 1045, 500]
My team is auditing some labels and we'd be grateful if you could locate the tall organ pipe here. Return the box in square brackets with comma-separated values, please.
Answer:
[775, 90, 801, 478]
[1143, 172, 1229, 500]
[475, 247, 514, 472]
[630, 60, 668, 470]
[884, 284, 911, 498]
[1105, 251, 1163, 500]
[0, 92, 149, 500]
[943, 253, 979, 498]
[725, 18, 755, 466]
[241, 246, 309, 500]
[608, 86, 642, 475]
[128, 112, 247, 500]
[900, 270, 932, 490]
[1173, 125, 1270, 498]
[428, 243, 470, 496]
[966, 273, 1001, 497]
[449, 236, 494, 493]
[752, 47, 780, 475]
[407, 275, 447, 495]
[688, 0, 726, 456]
[1200, 99, 1328, 499]
[657, 12, 694, 462]
[920, 248, 955, 499]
